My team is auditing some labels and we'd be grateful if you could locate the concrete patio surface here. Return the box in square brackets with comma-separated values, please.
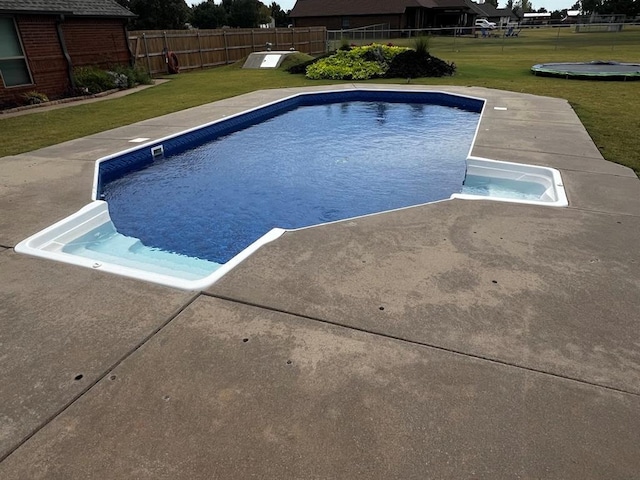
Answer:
[1, 84, 639, 478]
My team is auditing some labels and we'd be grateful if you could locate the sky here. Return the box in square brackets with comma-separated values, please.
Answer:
[185, 0, 578, 13]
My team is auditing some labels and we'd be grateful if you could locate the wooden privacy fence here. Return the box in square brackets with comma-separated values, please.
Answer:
[128, 27, 326, 75]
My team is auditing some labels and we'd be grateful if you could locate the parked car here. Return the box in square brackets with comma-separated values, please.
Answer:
[475, 19, 497, 29]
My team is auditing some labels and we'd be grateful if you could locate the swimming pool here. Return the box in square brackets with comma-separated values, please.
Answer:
[16, 88, 568, 290]
[103, 100, 478, 264]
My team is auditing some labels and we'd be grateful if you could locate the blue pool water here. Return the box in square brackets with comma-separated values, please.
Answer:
[103, 101, 479, 264]
[462, 175, 547, 200]
[63, 222, 217, 279]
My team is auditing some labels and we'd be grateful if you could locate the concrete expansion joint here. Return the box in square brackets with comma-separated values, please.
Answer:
[205, 293, 640, 398]
[556, 167, 639, 178]
[0, 291, 202, 465]
[474, 144, 605, 161]
[570, 206, 640, 219]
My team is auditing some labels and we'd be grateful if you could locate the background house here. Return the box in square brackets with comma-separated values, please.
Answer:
[290, 0, 471, 31]
[464, 0, 504, 26]
[495, 7, 520, 26]
[0, 0, 134, 107]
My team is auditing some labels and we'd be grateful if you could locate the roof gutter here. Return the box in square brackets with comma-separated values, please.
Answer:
[0, 9, 134, 19]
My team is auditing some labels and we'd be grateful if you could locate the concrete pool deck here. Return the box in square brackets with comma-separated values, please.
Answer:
[1, 84, 639, 478]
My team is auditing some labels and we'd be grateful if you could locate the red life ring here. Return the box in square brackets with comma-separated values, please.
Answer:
[166, 51, 180, 74]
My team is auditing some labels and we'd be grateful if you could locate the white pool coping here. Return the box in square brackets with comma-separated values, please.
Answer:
[452, 156, 568, 207]
[15, 201, 286, 291]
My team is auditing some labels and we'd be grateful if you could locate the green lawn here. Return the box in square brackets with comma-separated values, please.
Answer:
[1, 26, 639, 175]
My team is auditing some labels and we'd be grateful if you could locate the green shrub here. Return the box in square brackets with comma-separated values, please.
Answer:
[73, 66, 116, 94]
[305, 44, 409, 80]
[282, 52, 319, 74]
[73, 65, 152, 94]
[338, 37, 351, 51]
[414, 36, 430, 56]
[22, 91, 49, 105]
[110, 64, 153, 87]
[385, 50, 456, 79]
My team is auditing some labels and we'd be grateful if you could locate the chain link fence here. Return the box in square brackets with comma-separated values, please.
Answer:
[327, 23, 640, 53]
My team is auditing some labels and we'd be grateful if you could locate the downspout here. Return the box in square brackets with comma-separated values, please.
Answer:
[56, 14, 75, 89]
[123, 21, 135, 67]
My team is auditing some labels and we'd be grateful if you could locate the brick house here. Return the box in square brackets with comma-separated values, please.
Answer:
[0, 0, 134, 107]
[289, 0, 471, 30]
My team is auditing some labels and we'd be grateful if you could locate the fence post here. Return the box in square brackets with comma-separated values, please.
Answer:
[142, 32, 152, 75]
[163, 30, 168, 50]
[251, 29, 255, 52]
[197, 30, 204, 69]
[223, 29, 229, 64]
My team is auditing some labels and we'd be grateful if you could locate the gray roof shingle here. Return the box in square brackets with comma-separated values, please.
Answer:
[464, 0, 502, 17]
[0, 0, 135, 17]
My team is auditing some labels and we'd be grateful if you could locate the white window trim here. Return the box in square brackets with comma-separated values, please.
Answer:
[0, 16, 34, 88]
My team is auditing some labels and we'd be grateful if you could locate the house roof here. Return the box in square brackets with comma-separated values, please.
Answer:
[464, 0, 502, 18]
[496, 7, 519, 20]
[290, 0, 468, 18]
[0, 0, 135, 18]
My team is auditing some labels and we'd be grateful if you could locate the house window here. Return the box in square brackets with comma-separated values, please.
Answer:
[341, 17, 350, 28]
[0, 17, 33, 87]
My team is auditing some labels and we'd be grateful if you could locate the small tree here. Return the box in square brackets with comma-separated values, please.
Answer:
[600, 0, 640, 16]
[581, 0, 603, 14]
[129, 0, 190, 30]
[270, 2, 289, 27]
[190, 0, 228, 29]
[228, 0, 260, 27]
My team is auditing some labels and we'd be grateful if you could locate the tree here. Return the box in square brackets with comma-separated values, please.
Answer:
[485, 0, 498, 7]
[511, 0, 534, 16]
[228, 0, 260, 27]
[599, 0, 640, 16]
[258, 2, 272, 25]
[270, 2, 289, 27]
[129, 0, 190, 30]
[581, 0, 603, 13]
[190, 0, 228, 28]
[221, 0, 233, 14]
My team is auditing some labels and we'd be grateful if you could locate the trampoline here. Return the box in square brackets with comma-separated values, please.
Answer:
[531, 61, 640, 80]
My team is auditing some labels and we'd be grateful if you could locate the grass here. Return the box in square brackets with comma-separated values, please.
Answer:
[1, 26, 639, 175]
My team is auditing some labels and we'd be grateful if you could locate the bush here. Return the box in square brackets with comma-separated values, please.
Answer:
[338, 37, 351, 51]
[73, 65, 152, 94]
[107, 70, 128, 89]
[306, 53, 386, 80]
[286, 52, 332, 74]
[385, 50, 456, 79]
[110, 64, 153, 88]
[280, 52, 318, 73]
[414, 36, 430, 56]
[73, 66, 116, 94]
[305, 44, 409, 80]
[22, 91, 49, 105]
